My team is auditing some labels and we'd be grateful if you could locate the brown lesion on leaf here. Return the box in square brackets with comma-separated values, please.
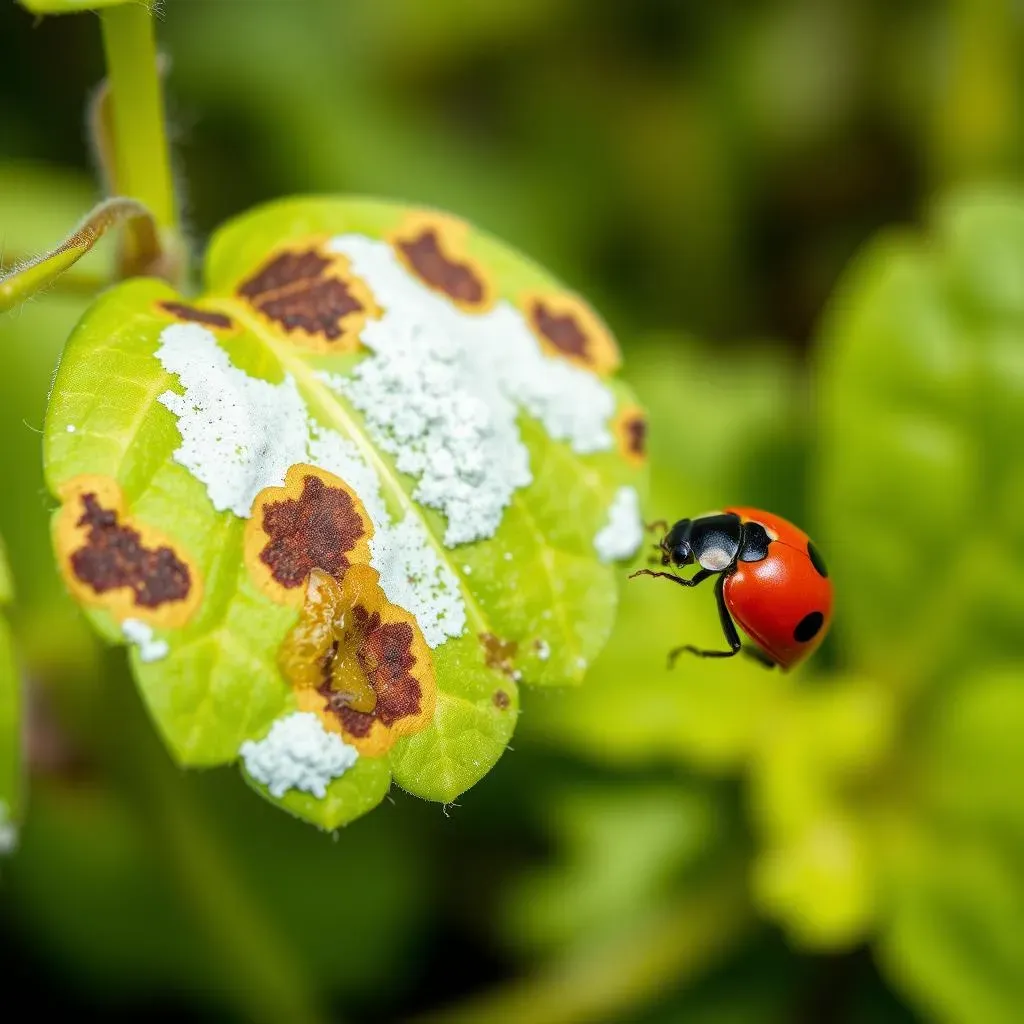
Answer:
[245, 464, 374, 606]
[284, 566, 436, 756]
[480, 632, 518, 678]
[613, 403, 648, 466]
[236, 241, 380, 351]
[520, 290, 621, 376]
[53, 475, 202, 629]
[493, 689, 511, 710]
[389, 212, 495, 312]
[157, 301, 235, 330]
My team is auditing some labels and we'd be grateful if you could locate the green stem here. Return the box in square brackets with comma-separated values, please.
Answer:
[98, 3, 182, 281]
[417, 863, 753, 1024]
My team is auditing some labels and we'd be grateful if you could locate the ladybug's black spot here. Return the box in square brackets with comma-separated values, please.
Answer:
[807, 541, 828, 578]
[794, 611, 825, 643]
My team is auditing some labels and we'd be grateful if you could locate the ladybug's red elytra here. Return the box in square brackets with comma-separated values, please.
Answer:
[631, 507, 833, 671]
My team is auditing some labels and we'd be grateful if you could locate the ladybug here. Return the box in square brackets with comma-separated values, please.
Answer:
[631, 508, 832, 670]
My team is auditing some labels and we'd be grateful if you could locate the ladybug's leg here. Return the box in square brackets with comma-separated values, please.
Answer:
[630, 567, 715, 588]
[667, 575, 741, 666]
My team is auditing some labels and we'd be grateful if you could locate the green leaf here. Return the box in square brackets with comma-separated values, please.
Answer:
[0, 535, 20, 855]
[814, 184, 1024, 686]
[880, 831, 1024, 1024]
[44, 196, 645, 827]
[876, 666, 1024, 1024]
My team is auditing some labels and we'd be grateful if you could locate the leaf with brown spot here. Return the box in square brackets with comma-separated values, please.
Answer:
[43, 196, 646, 826]
[614, 404, 648, 466]
[158, 301, 235, 331]
[389, 212, 495, 312]
[245, 464, 374, 606]
[53, 475, 202, 628]
[520, 290, 621, 375]
[285, 566, 436, 757]
[237, 243, 380, 351]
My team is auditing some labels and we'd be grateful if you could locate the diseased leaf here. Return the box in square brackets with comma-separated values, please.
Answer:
[44, 197, 645, 827]
[0, 536, 20, 856]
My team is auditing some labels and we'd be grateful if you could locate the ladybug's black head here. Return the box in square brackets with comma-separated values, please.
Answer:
[660, 519, 694, 567]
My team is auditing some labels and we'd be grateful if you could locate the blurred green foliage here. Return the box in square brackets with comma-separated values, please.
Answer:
[3, 1, 1024, 1022]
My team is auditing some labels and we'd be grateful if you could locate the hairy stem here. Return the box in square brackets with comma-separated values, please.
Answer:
[0, 197, 152, 313]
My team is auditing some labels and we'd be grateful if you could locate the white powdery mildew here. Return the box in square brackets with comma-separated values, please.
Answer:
[240, 712, 358, 799]
[122, 618, 170, 663]
[157, 323, 309, 517]
[594, 486, 644, 563]
[321, 313, 529, 546]
[322, 234, 616, 546]
[0, 800, 17, 856]
[154, 322, 467, 648]
[371, 515, 466, 649]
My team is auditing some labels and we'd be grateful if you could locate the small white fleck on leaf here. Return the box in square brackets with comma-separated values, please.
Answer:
[121, 618, 170, 663]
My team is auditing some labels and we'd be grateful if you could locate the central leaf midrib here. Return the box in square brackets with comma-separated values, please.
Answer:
[220, 301, 496, 638]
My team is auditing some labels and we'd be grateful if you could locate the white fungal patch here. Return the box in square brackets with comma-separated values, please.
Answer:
[0, 800, 17, 856]
[321, 234, 616, 546]
[240, 712, 358, 799]
[594, 486, 644, 563]
[156, 323, 310, 518]
[122, 618, 170, 663]
[371, 515, 466, 649]
[154, 322, 467, 649]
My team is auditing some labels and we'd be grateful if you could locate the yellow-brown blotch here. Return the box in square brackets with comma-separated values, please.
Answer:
[53, 475, 202, 629]
[235, 240, 380, 352]
[519, 290, 621, 376]
[388, 211, 496, 313]
[282, 565, 436, 757]
[613, 403, 648, 466]
[245, 464, 374, 607]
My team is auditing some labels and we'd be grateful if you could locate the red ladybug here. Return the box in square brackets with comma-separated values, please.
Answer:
[631, 507, 832, 670]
